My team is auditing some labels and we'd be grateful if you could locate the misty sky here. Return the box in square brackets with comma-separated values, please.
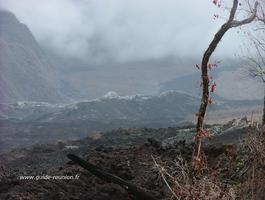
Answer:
[0, 0, 247, 63]
[0, 0, 263, 100]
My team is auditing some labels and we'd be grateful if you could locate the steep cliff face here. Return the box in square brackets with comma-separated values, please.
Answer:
[0, 10, 66, 103]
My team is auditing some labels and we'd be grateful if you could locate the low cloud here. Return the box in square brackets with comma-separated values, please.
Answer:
[0, 0, 246, 64]
[216, 69, 263, 100]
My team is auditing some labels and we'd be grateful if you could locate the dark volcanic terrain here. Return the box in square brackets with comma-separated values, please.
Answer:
[0, 119, 251, 200]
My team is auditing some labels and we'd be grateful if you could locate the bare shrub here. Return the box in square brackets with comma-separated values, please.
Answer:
[236, 126, 265, 199]
[152, 155, 235, 200]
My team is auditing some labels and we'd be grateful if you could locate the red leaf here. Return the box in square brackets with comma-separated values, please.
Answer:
[210, 82, 217, 93]
[213, 0, 218, 5]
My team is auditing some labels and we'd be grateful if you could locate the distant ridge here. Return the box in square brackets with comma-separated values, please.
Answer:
[0, 91, 261, 124]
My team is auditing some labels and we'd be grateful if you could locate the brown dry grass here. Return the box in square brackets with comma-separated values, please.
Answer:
[152, 154, 235, 200]
[235, 126, 265, 200]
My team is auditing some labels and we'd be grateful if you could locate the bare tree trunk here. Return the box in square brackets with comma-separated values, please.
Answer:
[194, 0, 258, 165]
[195, 24, 230, 161]
[196, 24, 230, 133]
[263, 84, 265, 125]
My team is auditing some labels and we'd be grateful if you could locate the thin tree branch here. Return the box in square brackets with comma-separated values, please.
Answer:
[229, 1, 259, 28]
[228, 0, 239, 22]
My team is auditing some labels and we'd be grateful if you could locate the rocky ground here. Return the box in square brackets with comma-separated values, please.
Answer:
[0, 118, 257, 200]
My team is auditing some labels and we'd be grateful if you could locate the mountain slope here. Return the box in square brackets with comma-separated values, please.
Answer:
[0, 10, 66, 103]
